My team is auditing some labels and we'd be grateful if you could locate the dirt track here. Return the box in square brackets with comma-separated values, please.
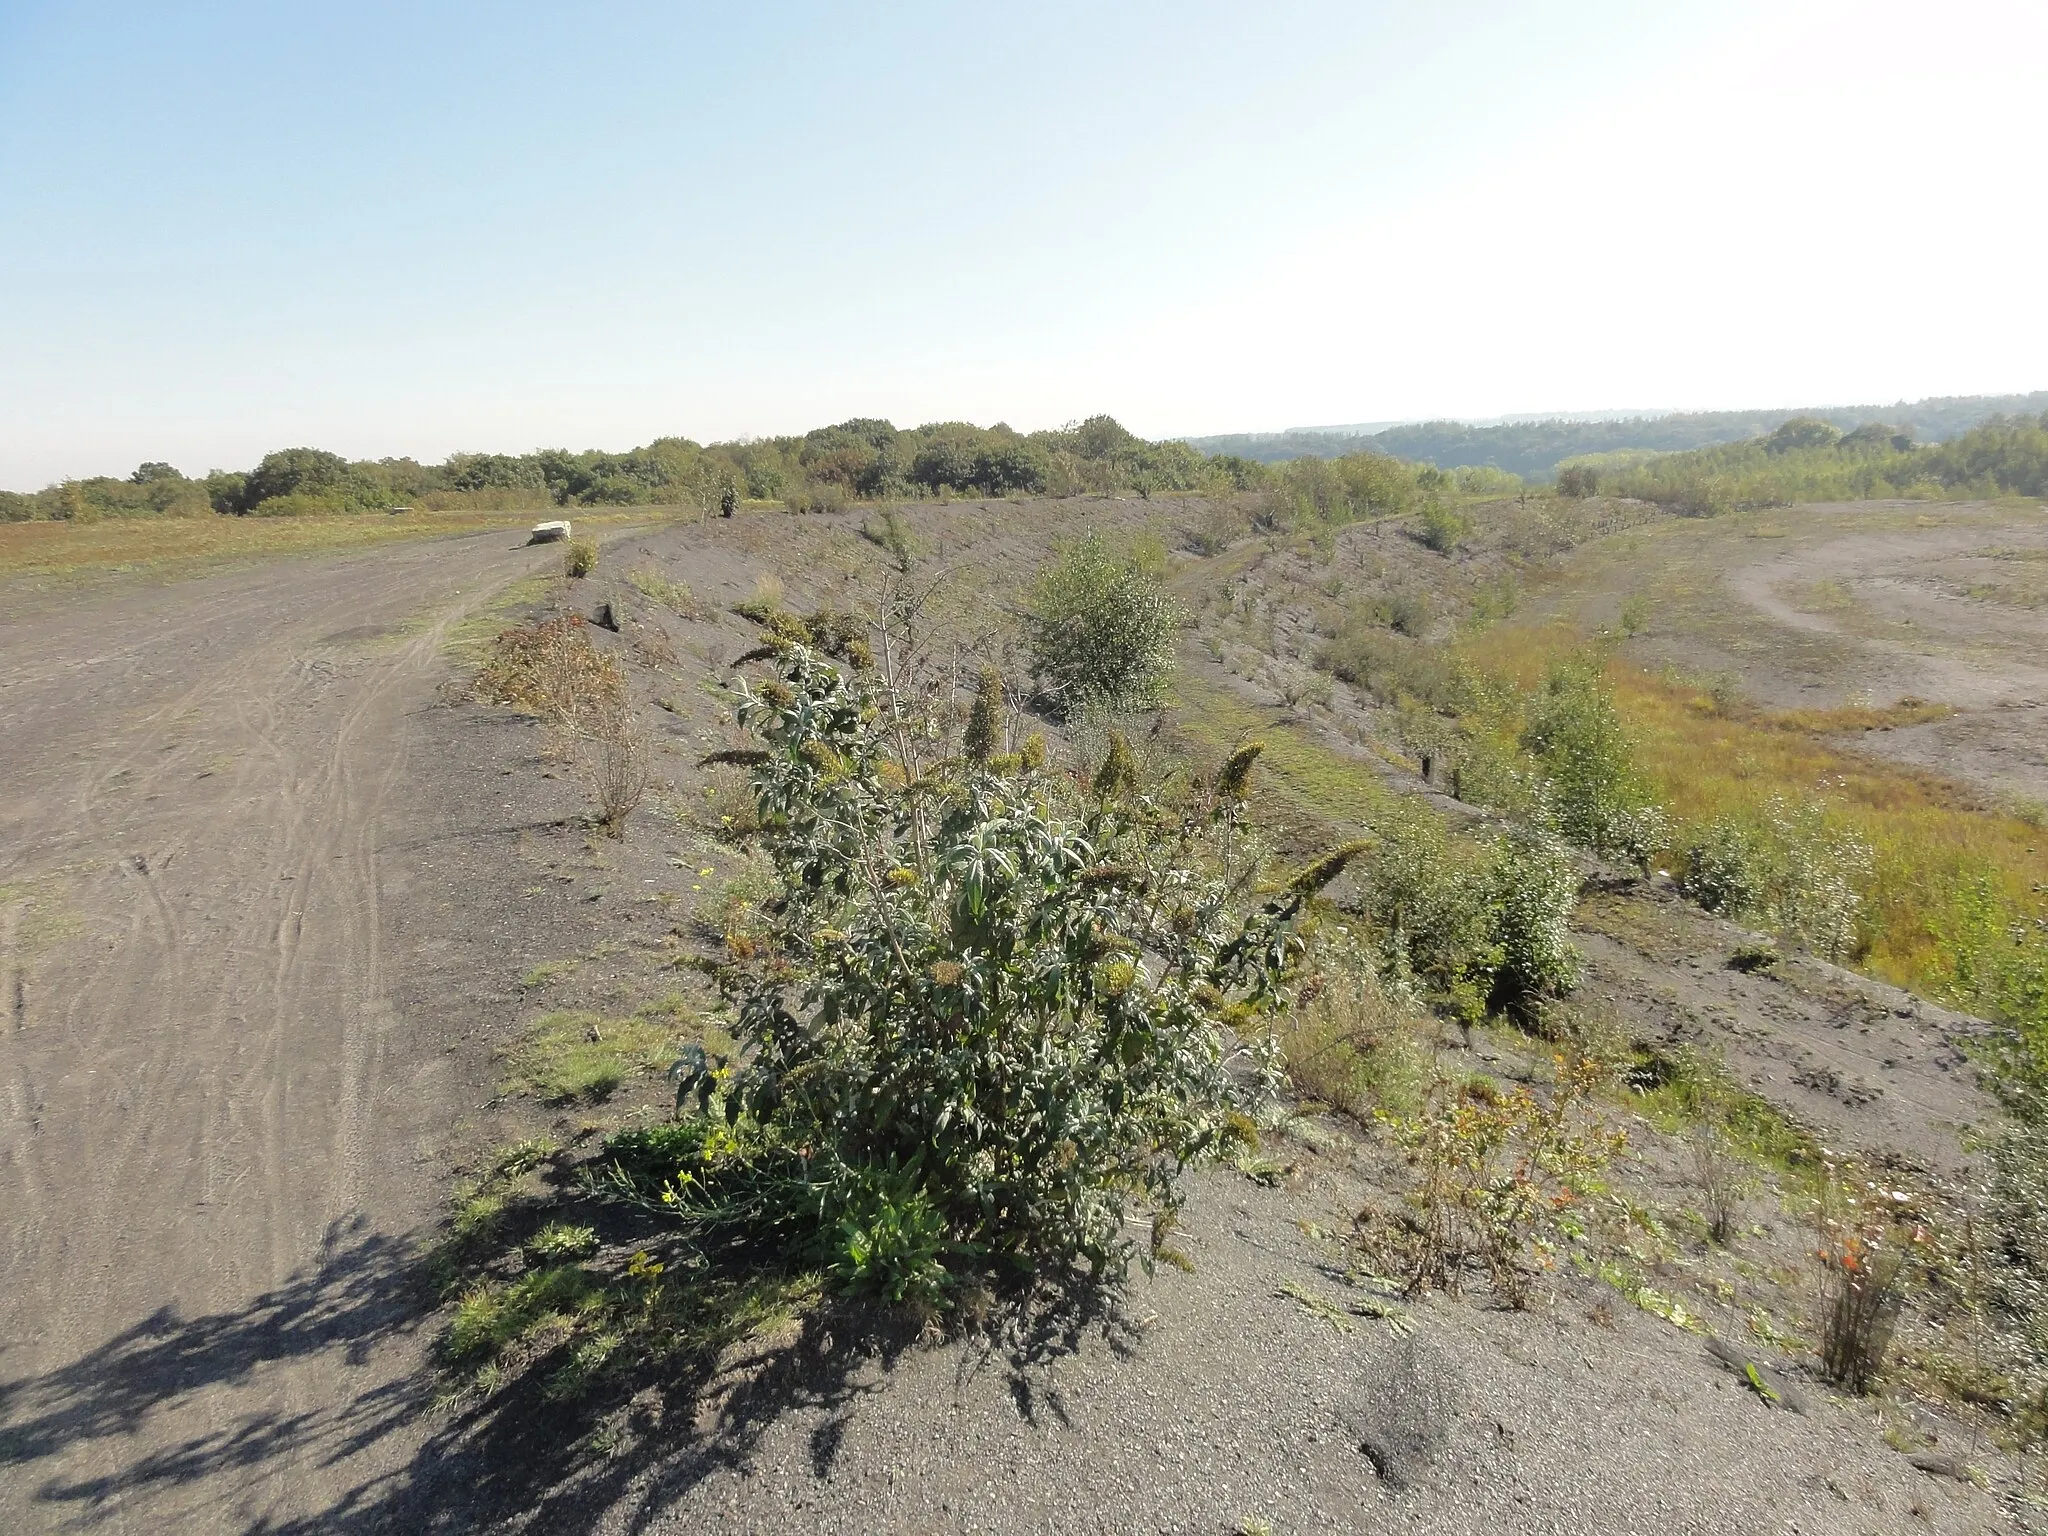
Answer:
[0, 533, 566, 1531]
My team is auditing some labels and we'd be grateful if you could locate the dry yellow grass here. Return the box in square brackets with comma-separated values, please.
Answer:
[0, 508, 664, 584]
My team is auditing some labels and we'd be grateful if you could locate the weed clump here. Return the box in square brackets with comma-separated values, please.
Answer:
[563, 537, 599, 578]
[1274, 964, 1428, 1119]
[477, 614, 626, 727]
[1814, 1165, 1924, 1393]
[580, 695, 652, 837]
[1367, 1055, 1624, 1307]
[625, 565, 706, 618]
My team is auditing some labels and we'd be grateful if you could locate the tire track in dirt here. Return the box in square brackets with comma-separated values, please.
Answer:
[0, 532, 560, 1531]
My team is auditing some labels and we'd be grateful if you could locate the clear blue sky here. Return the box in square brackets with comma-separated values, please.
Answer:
[2, 0, 2042, 486]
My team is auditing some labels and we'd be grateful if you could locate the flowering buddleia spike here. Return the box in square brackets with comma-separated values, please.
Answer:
[1286, 839, 1372, 898]
[1018, 732, 1047, 772]
[964, 666, 1003, 765]
[1093, 731, 1139, 798]
[700, 748, 773, 768]
[1215, 740, 1264, 803]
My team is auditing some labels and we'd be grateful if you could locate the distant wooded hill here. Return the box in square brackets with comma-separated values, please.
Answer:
[1184, 392, 2048, 477]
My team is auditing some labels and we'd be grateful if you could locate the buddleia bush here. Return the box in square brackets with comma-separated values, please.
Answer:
[620, 646, 1355, 1305]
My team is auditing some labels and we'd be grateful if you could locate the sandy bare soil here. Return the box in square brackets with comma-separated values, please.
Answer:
[1553, 499, 2048, 809]
[0, 532, 599, 1531]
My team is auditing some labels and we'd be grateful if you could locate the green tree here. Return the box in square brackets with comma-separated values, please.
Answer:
[242, 447, 354, 510]
[1026, 535, 1186, 718]
[1521, 657, 1668, 868]
[1765, 417, 1843, 455]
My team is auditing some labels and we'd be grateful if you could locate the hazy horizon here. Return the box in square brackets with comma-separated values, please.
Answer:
[4, 0, 2044, 487]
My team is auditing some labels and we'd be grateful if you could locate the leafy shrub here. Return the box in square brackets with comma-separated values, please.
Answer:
[1025, 534, 1185, 718]
[563, 537, 599, 578]
[1487, 826, 1585, 1010]
[1521, 657, 1668, 868]
[1555, 465, 1599, 498]
[1269, 451, 1423, 528]
[1415, 501, 1469, 554]
[1680, 797, 1870, 960]
[1348, 812, 1499, 1011]
[1345, 813, 1582, 1019]
[627, 645, 1359, 1302]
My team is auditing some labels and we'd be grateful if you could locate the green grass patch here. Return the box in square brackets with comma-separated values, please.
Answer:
[1623, 1044, 1821, 1181]
[500, 1001, 689, 1104]
[446, 572, 556, 665]
[1169, 672, 1391, 840]
[518, 958, 582, 990]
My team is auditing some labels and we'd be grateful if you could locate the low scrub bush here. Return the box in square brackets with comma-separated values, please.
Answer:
[477, 615, 626, 727]
[618, 645, 1361, 1304]
[1315, 624, 1466, 712]
[1415, 501, 1469, 554]
[1681, 796, 1871, 960]
[1555, 465, 1598, 498]
[1186, 499, 1250, 556]
[564, 537, 599, 578]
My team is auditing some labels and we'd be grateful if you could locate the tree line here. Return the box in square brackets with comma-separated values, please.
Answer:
[1189, 390, 2048, 478]
[1561, 411, 2048, 513]
[1, 416, 1267, 522]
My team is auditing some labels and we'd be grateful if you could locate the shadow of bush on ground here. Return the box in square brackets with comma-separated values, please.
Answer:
[0, 1179, 1138, 1533]
[0, 1126, 1154, 1532]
